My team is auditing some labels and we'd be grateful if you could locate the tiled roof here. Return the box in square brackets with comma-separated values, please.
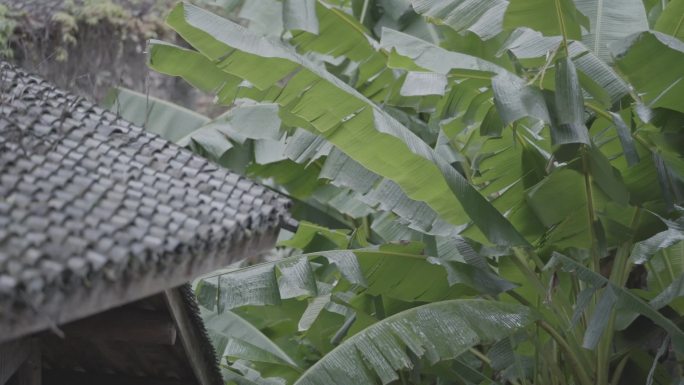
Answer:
[0, 61, 289, 341]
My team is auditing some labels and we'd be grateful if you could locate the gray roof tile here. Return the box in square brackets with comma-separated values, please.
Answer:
[0, 61, 290, 330]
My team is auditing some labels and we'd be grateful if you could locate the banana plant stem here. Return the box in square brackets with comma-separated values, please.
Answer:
[538, 320, 594, 385]
[609, 354, 630, 385]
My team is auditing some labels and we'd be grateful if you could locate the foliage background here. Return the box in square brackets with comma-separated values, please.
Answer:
[109, 0, 684, 384]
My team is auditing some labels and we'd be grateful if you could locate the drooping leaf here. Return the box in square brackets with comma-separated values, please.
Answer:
[381, 28, 508, 76]
[238, 0, 284, 36]
[643, 242, 684, 308]
[156, 2, 528, 246]
[214, 105, 464, 238]
[152, 48, 458, 236]
[279, 221, 351, 250]
[202, 308, 299, 367]
[480, 104, 505, 137]
[224, 363, 288, 385]
[525, 169, 593, 249]
[491, 71, 550, 126]
[486, 337, 534, 383]
[553, 252, 684, 353]
[276, 257, 321, 300]
[219, 103, 283, 143]
[551, 57, 590, 145]
[400, 71, 448, 96]
[449, 358, 504, 384]
[468, 124, 550, 242]
[148, 40, 242, 95]
[148, 40, 266, 104]
[608, 111, 640, 167]
[215, 264, 284, 311]
[176, 103, 282, 160]
[654, 0, 684, 40]
[224, 338, 299, 368]
[183, 126, 234, 159]
[575, 0, 648, 62]
[293, 300, 536, 385]
[283, 0, 319, 34]
[410, 0, 508, 40]
[650, 274, 684, 311]
[426, 257, 517, 295]
[298, 293, 336, 332]
[630, 212, 684, 264]
[198, 244, 516, 312]
[582, 285, 618, 349]
[319, 149, 380, 194]
[289, 2, 377, 61]
[104, 87, 210, 142]
[500, 28, 629, 104]
[588, 146, 630, 206]
[356, 178, 463, 236]
[266, 129, 463, 237]
[503, 0, 588, 40]
[287, 1, 392, 97]
[612, 31, 684, 113]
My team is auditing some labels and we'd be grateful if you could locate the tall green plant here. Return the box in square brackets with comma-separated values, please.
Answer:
[121, 0, 684, 383]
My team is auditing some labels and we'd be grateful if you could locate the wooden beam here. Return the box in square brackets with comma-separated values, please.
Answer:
[164, 288, 221, 385]
[8, 339, 40, 385]
[60, 306, 177, 345]
[43, 370, 190, 385]
[0, 339, 30, 385]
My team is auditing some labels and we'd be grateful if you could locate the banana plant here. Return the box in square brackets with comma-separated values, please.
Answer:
[110, 0, 684, 383]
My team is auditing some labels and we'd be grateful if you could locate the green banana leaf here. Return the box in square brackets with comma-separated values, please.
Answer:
[103, 87, 209, 142]
[152, 2, 528, 246]
[409, 0, 508, 40]
[553, 252, 684, 353]
[612, 31, 684, 114]
[202, 309, 299, 368]
[197, 244, 515, 312]
[654, 0, 684, 40]
[504, 0, 589, 40]
[575, 0, 648, 62]
[293, 299, 536, 385]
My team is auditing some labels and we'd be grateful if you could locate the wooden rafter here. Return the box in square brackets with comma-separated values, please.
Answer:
[60, 306, 177, 345]
[164, 287, 221, 385]
[43, 370, 188, 385]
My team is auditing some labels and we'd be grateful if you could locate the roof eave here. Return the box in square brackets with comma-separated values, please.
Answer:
[0, 229, 279, 345]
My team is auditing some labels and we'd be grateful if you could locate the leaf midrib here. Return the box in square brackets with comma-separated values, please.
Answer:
[593, 0, 604, 55]
[673, 13, 684, 38]
[554, 0, 570, 48]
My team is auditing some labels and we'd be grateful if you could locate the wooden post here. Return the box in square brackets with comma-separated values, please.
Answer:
[0, 339, 29, 385]
[8, 339, 40, 385]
